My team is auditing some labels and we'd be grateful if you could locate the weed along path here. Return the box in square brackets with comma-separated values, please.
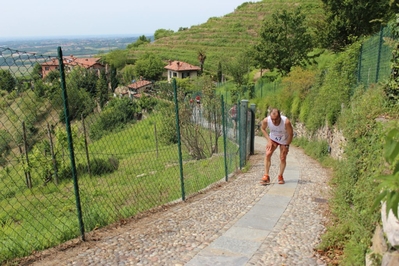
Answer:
[22, 136, 330, 266]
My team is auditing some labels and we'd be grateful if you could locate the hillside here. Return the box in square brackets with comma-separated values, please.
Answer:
[128, 0, 324, 74]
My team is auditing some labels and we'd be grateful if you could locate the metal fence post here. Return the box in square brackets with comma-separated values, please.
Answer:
[239, 99, 249, 168]
[172, 78, 185, 201]
[250, 103, 256, 155]
[376, 26, 384, 83]
[58, 46, 85, 241]
[357, 43, 363, 84]
[221, 96, 228, 181]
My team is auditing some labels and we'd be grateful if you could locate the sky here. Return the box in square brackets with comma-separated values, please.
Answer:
[1, 0, 256, 39]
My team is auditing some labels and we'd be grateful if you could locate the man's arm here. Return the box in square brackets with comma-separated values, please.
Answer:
[285, 118, 294, 145]
[261, 118, 271, 141]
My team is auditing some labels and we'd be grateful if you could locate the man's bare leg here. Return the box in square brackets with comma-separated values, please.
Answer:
[263, 142, 278, 180]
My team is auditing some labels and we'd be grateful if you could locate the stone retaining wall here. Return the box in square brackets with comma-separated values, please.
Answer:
[293, 122, 346, 160]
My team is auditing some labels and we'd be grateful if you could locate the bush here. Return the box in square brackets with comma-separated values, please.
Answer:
[90, 157, 119, 176]
[89, 97, 138, 140]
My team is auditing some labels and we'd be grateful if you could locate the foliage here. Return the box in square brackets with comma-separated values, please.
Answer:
[133, 52, 165, 81]
[89, 156, 119, 176]
[217, 61, 223, 83]
[121, 64, 135, 85]
[104, 49, 129, 69]
[253, 7, 313, 75]
[44, 70, 60, 83]
[374, 128, 399, 219]
[126, 35, 151, 49]
[96, 70, 109, 109]
[225, 50, 253, 90]
[175, 77, 195, 94]
[321, 0, 392, 50]
[154, 29, 174, 40]
[158, 102, 178, 145]
[138, 94, 158, 113]
[0, 130, 12, 166]
[109, 66, 119, 92]
[56, 85, 96, 122]
[66, 66, 98, 96]
[197, 50, 207, 74]
[31, 63, 43, 81]
[276, 66, 316, 120]
[89, 97, 138, 140]
[0, 69, 16, 93]
[384, 14, 399, 103]
[304, 43, 359, 131]
[316, 84, 388, 264]
[28, 125, 85, 183]
[183, 76, 222, 158]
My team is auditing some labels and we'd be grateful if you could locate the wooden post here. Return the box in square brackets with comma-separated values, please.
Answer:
[81, 114, 91, 177]
[22, 121, 32, 189]
[154, 122, 159, 158]
[47, 123, 58, 185]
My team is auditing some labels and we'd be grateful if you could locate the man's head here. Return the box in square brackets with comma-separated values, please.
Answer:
[270, 108, 281, 124]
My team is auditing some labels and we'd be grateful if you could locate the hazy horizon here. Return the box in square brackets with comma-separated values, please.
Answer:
[1, 0, 254, 39]
[0, 33, 153, 42]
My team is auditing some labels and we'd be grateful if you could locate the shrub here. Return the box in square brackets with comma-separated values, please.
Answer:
[90, 157, 119, 176]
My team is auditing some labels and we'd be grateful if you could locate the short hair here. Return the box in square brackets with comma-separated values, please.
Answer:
[270, 108, 281, 117]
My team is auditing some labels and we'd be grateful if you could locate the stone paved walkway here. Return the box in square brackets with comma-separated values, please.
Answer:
[26, 136, 330, 266]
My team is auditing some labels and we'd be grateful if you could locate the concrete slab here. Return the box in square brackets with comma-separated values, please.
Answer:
[223, 226, 271, 242]
[267, 186, 296, 197]
[256, 193, 291, 207]
[233, 213, 280, 230]
[206, 236, 261, 256]
[186, 253, 248, 266]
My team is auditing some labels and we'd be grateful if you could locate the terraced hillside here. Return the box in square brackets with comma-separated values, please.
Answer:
[128, 0, 324, 74]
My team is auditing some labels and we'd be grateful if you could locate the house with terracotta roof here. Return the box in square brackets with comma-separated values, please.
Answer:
[164, 60, 201, 82]
[127, 79, 153, 97]
[41, 55, 105, 79]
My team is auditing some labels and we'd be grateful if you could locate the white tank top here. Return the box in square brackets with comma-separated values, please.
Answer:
[267, 115, 288, 145]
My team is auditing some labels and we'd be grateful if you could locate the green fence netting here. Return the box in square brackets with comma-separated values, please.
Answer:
[358, 25, 394, 87]
[0, 46, 254, 263]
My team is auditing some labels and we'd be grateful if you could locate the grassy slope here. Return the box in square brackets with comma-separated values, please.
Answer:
[128, 0, 324, 74]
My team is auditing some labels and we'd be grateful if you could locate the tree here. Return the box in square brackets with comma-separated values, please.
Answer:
[105, 49, 128, 70]
[197, 50, 207, 75]
[31, 63, 43, 81]
[225, 51, 252, 92]
[96, 70, 109, 109]
[253, 8, 313, 75]
[321, 0, 392, 50]
[0, 69, 16, 93]
[121, 65, 135, 85]
[217, 61, 223, 83]
[109, 66, 119, 92]
[67, 66, 98, 96]
[134, 52, 165, 81]
[127, 35, 151, 48]
[154, 29, 174, 40]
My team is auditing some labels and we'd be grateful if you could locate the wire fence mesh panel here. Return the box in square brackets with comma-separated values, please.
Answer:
[67, 79, 185, 235]
[358, 25, 393, 87]
[254, 79, 282, 99]
[0, 48, 184, 263]
[224, 102, 240, 176]
[177, 78, 239, 197]
[0, 47, 82, 262]
[0, 46, 245, 264]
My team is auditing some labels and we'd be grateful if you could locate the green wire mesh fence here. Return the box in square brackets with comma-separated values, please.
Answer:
[0, 46, 254, 263]
[358, 25, 394, 87]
